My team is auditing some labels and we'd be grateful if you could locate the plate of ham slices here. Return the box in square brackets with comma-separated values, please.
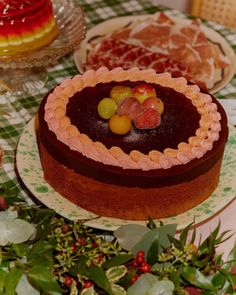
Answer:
[74, 12, 236, 93]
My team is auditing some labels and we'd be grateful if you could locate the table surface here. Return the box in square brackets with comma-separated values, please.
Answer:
[1, 0, 236, 259]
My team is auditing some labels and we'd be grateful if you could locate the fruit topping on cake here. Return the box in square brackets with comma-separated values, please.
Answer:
[97, 83, 164, 134]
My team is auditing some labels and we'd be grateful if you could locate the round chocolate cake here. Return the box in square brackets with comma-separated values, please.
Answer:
[37, 67, 228, 220]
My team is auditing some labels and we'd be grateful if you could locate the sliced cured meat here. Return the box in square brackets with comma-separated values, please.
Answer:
[108, 12, 228, 89]
[85, 37, 206, 89]
[85, 12, 229, 90]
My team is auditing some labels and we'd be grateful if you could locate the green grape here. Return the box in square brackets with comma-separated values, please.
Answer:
[97, 98, 117, 119]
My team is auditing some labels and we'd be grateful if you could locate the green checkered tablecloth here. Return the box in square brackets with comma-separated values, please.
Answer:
[0, 0, 236, 203]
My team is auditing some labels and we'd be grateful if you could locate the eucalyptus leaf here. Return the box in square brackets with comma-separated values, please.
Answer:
[15, 274, 40, 295]
[106, 265, 127, 283]
[114, 225, 150, 251]
[0, 207, 18, 221]
[132, 224, 177, 257]
[127, 273, 174, 295]
[0, 219, 36, 246]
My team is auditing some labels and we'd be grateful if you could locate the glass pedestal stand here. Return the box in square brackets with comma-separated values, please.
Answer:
[0, 67, 47, 97]
[0, 0, 86, 98]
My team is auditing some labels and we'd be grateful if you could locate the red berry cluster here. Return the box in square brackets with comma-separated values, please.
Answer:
[129, 250, 151, 284]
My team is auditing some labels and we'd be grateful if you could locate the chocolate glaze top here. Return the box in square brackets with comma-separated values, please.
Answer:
[38, 81, 228, 187]
[66, 81, 200, 154]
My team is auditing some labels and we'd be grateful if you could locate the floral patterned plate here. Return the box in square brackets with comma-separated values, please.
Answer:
[16, 117, 236, 231]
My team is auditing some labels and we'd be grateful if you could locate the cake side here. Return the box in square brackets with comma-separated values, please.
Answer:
[37, 67, 228, 220]
[38, 141, 223, 220]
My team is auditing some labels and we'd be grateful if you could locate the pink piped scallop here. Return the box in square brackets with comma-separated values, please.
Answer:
[211, 112, 221, 121]
[82, 70, 97, 87]
[68, 136, 83, 151]
[148, 150, 163, 162]
[207, 131, 219, 141]
[138, 157, 161, 170]
[96, 67, 111, 83]
[172, 80, 188, 93]
[177, 151, 192, 164]
[45, 101, 55, 111]
[191, 146, 205, 158]
[130, 150, 146, 162]
[54, 107, 65, 119]
[191, 98, 204, 108]
[209, 103, 218, 112]
[159, 155, 173, 169]
[60, 116, 71, 129]
[110, 147, 139, 169]
[56, 128, 69, 145]
[67, 125, 80, 137]
[48, 117, 60, 132]
[178, 142, 192, 153]
[71, 75, 84, 91]
[47, 92, 57, 103]
[201, 93, 212, 104]
[44, 108, 55, 121]
[197, 105, 209, 115]
[82, 144, 100, 162]
[188, 136, 201, 147]
[211, 121, 221, 132]
[80, 133, 93, 145]
[93, 142, 118, 166]
[164, 148, 178, 158]
[111, 67, 128, 81]
[196, 128, 208, 139]
[60, 78, 72, 88]
[199, 139, 213, 150]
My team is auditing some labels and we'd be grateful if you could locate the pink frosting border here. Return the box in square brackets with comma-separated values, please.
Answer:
[44, 67, 221, 171]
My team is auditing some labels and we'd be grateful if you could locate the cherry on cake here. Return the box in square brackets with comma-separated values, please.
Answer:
[37, 67, 228, 221]
[0, 0, 58, 56]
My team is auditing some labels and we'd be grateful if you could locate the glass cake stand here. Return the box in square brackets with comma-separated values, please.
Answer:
[0, 0, 86, 98]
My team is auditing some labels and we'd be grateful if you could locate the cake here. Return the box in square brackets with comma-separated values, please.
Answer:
[0, 0, 58, 56]
[37, 67, 228, 221]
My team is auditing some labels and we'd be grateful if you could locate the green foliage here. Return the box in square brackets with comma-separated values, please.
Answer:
[0, 185, 236, 294]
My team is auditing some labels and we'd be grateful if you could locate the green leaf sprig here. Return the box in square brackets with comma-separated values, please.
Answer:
[0, 186, 236, 295]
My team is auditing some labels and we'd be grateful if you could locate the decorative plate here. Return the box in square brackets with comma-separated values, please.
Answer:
[73, 14, 236, 94]
[16, 117, 236, 231]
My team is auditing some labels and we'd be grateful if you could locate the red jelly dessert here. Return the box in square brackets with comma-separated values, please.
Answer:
[37, 67, 228, 221]
[0, 0, 58, 56]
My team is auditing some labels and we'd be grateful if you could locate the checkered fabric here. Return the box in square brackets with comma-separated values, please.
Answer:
[0, 0, 236, 202]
